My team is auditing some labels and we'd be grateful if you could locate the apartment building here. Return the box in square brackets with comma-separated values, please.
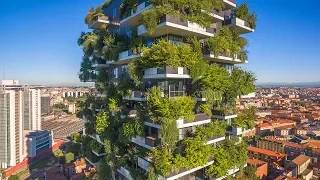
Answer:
[0, 80, 42, 168]
[41, 94, 51, 115]
[23, 130, 53, 158]
[80, 0, 256, 179]
[286, 155, 313, 180]
[257, 139, 286, 154]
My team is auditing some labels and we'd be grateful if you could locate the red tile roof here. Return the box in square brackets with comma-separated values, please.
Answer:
[248, 146, 286, 158]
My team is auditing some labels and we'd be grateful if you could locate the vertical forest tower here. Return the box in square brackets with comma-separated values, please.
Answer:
[78, 0, 257, 179]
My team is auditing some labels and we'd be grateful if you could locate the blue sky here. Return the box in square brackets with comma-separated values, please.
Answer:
[0, 0, 319, 85]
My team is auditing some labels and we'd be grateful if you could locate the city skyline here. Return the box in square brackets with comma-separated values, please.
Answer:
[0, 0, 319, 85]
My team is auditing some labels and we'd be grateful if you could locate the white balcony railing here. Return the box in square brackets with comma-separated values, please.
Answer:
[131, 135, 153, 150]
[187, 22, 206, 32]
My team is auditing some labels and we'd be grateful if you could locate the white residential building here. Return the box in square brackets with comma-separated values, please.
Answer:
[0, 80, 43, 168]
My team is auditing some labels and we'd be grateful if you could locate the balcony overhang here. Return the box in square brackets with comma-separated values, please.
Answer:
[203, 53, 248, 64]
[206, 136, 226, 145]
[113, 50, 140, 65]
[120, 3, 153, 26]
[137, 22, 214, 39]
[144, 114, 211, 129]
[201, 10, 224, 23]
[89, 18, 110, 30]
[222, 0, 237, 10]
[225, 18, 254, 34]
[212, 114, 237, 120]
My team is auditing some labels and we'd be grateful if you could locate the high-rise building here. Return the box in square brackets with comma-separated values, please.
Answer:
[79, 0, 256, 179]
[0, 80, 42, 168]
[41, 94, 51, 115]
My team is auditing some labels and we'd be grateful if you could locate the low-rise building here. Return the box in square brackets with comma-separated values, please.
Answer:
[247, 158, 268, 179]
[286, 155, 313, 180]
[24, 130, 53, 158]
[257, 139, 285, 154]
[274, 126, 294, 136]
[248, 146, 286, 165]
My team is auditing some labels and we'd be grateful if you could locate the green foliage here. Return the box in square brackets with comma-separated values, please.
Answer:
[148, 166, 158, 180]
[120, 117, 144, 143]
[145, 87, 195, 147]
[71, 132, 81, 143]
[207, 27, 248, 61]
[85, 7, 95, 24]
[206, 140, 248, 178]
[121, 0, 138, 18]
[241, 165, 258, 180]
[199, 64, 230, 92]
[199, 103, 212, 117]
[128, 39, 201, 85]
[53, 103, 67, 109]
[65, 152, 75, 163]
[53, 149, 63, 158]
[8, 175, 19, 180]
[97, 158, 111, 180]
[146, 87, 196, 123]
[150, 146, 175, 176]
[78, 55, 94, 82]
[127, 166, 147, 180]
[95, 111, 109, 134]
[225, 67, 256, 102]
[195, 121, 227, 139]
[233, 106, 256, 129]
[206, 146, 230, 178]
[182, 136, 213, 169]
[141, 0, 224, 33]
[234, 3, 257, 29]
[85, 5, 106, 25]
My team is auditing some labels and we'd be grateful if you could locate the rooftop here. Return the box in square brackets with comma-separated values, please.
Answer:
[291, 154, 310, 166]
[248, 146, 286, 158]
[247, 158, 267, 167]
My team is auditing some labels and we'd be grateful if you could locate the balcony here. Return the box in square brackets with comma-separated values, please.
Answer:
[212, 109, 237, 120]
[114, 50, 140, 65]
[224, 17, 254, 34]
[131, 135, 155, 150]
[88, 16, 110, 30]
[226, 127, 255, 136]
[206, 136, 226, 145]
[137, 15, 215, 39]
[202, 47, 248, 64]
[124, 91, 146, 101]
[203, 9, 224, 23]
[92, 59, 111, 69]
[92, 149, 106, 157]
[144, 113, 211, 129]
[120, 1, 153, 26]
[145, 136, 161, 147]
[222, 0, 237, 10]
[137, 157, 150, 171]
[143, 66, 190, 79]
[117, 166, 133, 180]
[162, 159, 215, 180]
